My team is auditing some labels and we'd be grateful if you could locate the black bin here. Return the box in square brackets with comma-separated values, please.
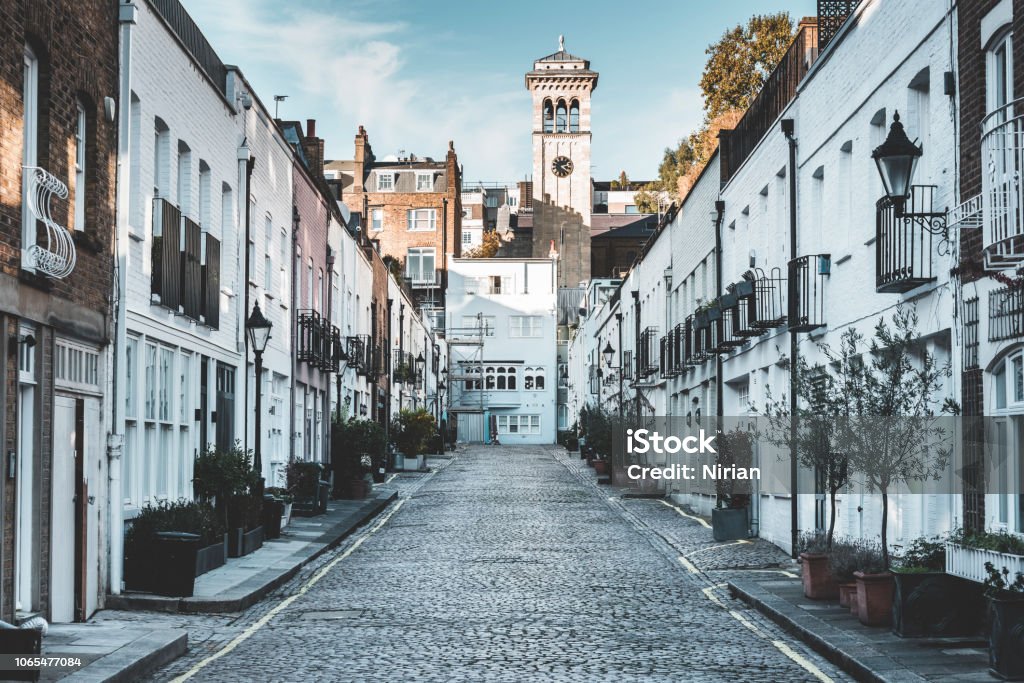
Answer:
[153, 531, 200, 597]
[262, 497, 283, 539]
[0, 623, 41, 682]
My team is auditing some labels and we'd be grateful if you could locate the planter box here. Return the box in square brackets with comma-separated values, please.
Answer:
[838, 581, 856, 608]
[947, 543, 1024, 583]
[712, 507, 749, 542]
[240, 526, 264, 556]
[855, 571, 894, 627]
[292, 498, 320, 517]
[195, 535, 227, 577]
[892, 571, 984, 638]
[990, 596, 1024, 680]
[0, 625, 42, 681]
[226, 527, 245, 558]
[339, 479, 371, 500]
[800, 553, 839, 600]
[593, 460, 609, 476]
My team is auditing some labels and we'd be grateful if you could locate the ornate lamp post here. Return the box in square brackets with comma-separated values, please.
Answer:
[872, 111, 947, 234]
[246, 302, 272, 476]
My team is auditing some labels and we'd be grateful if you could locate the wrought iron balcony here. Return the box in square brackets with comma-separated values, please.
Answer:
[297, 310, 326, 367]
[660, 331, 680, 379]
[151, 197, 182, 311]
[714, 294, 748, 352]
[22, 166, 76, 279]
[989, 287, 1024, 342]
[638, 326, 660, 379]
[788, 255, 830, 333]
[982, 98, 1024, 269]
[875, 187, 937, 293]
[405, 268, 442, 288]
[752, 267, 787, 330]
[726, 279, 764, 338]
[392, 349, 420, 385]
[347, 335, 366, 375]
[691, 312, 714, 364]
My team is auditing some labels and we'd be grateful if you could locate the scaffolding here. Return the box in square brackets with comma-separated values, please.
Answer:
[446, 313, 489, 441]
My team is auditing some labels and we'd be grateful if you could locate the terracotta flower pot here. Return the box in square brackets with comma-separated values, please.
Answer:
[854, 571, 894, 626]
[800, 553, 839, 600]
[593, 460, 608, 475]
[838, 582, 857, 608]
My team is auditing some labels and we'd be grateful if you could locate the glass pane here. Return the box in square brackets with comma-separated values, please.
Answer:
[145, 345, 156, 420]
[1015, 356, 1023, 403]
[160, 348, 173, 421]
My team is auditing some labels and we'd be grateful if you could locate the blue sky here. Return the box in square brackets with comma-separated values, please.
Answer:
[182, 0, 816, 182]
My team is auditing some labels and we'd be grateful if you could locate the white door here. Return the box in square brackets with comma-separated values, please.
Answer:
[16, 385, 35, 612]
[51, 395, 76, 623]
[83, 397, 100, 618]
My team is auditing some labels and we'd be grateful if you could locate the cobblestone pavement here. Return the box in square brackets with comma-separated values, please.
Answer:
[134, 446, 846, 682]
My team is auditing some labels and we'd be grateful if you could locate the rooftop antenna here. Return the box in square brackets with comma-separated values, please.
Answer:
[273, 95, 288, 118]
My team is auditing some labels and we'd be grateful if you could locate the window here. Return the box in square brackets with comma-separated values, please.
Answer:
[462, 231, 473, 245]
[416, 173, 433, 191]
[129, 93, 142, 228]
[318, 269, 324, 314]
[489, 275, 513, 294]
[371, 208, 383, 231]
[22, 45, 38, 266]
[543, 100, 554, 133]
[569, 100, 580, 132]
[264, 255, 272, 292]
[307, 258, 313, 309]
[74, 100, 86, 232]
[264, 215, 273, 293]
[154, 118, 169, 197]
[198, 161, 211, 230]
[624, 205, 639, 214]
[497, 414, 540, 435]
[144, 344, 157, 420]
[406, 247, 436, 284]
[279, 228, 288, 300]
[126, 336, 138, 418]
[510, 316, 542, 338]
[407, 208, 437, 231]
[988, 29, 1014, 115]
[177, 140, 192, 215]
[220, 183, 233, 240]
[555, 100, 567, 132]
[485, 195, 498, 208]
[376, 173, 394, 192]
[508, 195, 518, 207]
[523, 367, 545, 391]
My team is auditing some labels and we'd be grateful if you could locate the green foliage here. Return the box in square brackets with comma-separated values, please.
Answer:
[125, 499, 225, 548]
[383, 255, 403, 280]
[464, 229, 502, 258]
[264, 486, 293, 504]
[578, 405, 614, 458]
[332, 419, 385, 485]
[950, 527, 1024, 555]
[391, 408, 436, 456]
[715, 427, 753, 509]
[699, 12, 795, 120]
[796, 531, 831, 556]
[828, 538, 886, 581]
[193, 441, 258, 502]
[286, 461, 323, 500]
[894, 536, 946, 573]
[985, 562, 1024, 599]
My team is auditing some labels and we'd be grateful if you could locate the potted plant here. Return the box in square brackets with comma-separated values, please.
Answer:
[795, 532, 839, 601]
[266, 487, 294, 529]
[985, 561, 1024, 680]
[711, 428, 752, 542]
[890, 537, 976, 637]
[193, 443, 260, 558]
[287, 461, 325, 517]
[853, 542, 892, 627]
[391, 409, 435, 471]
[332, 418, 384, 498]
[826, 537, 868, 608]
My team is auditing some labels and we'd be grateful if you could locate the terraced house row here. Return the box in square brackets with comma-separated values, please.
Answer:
[567, 0, 1024, 563]
[0, 0, 445, 625]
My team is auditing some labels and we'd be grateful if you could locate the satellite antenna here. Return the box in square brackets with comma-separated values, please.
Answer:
[338, 203, 351, 224]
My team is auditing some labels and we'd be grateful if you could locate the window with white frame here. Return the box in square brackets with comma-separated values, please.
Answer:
[406, 247, 435, 283]
[407, 208, 437, 231]
[22, 44, 38, 267]
[988, 29, 1014, 116]
[496, 414, 540, 435]
[376, 173, 394, 192]
[462, 231, 473, 245]
[177, 140, 192, 216]
[264, 215, 273, 293]
[485, 195, 498, 208]
[279, 228, 288, 300]
[371, 208, 383, 231]
[416, 173, 433, 191]
[483, 366, 518, 390]
[74, 100, 86, 232]
[198, 161, 211, 230]
[55, 340, 100, 392]
[523, 367, 545, 391]
[509, 316, 542, 338]
[488, 275, 512, 294]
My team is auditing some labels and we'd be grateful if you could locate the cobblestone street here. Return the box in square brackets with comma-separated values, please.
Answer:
[139, 445, 847, 682]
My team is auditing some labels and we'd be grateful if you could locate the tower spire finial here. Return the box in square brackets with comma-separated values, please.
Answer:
[558, 34, 564, 52]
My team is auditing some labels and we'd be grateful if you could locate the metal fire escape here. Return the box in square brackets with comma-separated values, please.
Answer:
[446, 312, 487, 422]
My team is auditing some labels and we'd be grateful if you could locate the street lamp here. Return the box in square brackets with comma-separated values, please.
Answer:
[871, 110, 947, 235]
[246, 302, 272, 476]
[603, 342, 615, 368]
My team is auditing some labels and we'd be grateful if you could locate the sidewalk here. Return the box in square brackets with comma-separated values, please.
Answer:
[730, 576, 991, 682]
[106, 490, 398, 614]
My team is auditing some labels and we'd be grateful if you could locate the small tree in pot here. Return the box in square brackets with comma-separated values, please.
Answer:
[331, 418, 384, 499]
[984, 562, 1024, 679]
[391, 409, 435, 471]
[712, 427, 753, 541]
[193, 442, 260, 555]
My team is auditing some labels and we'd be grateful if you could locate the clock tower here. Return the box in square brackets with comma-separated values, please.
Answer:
[526, 37, 598, 286]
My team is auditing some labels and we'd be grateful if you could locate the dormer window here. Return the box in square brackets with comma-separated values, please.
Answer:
[416, 172, 433, 192]
[376, 173, 394, 192]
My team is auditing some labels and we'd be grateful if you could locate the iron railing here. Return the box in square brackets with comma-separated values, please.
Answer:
[405, 268, 442, 288]
[788, 255, 830, 332]
[151, 0, 228, 95]
[638, 327, 659, 378]
[297, 310, 326, 367]
[981, 97, 1024, 269]
[989, 287, 1024, 342]
[964, 297, 979, 370]
[876, 187, 936, 293]
[347, 335, 366, 375]
[817, 0, 860, 50]
[151, 197, 181, 311]
[752, 267, 786, 329]
[181, 215, 203, 321]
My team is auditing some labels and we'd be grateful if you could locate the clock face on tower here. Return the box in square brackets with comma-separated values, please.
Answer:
[551, 155, 574, 178]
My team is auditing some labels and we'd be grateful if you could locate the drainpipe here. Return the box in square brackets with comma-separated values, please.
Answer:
[240, 148, 254, 456]
[290, 206, 299, 461]
[108, 0, 138, 597]
[714, 200, 725, 421]
[326, 240, 335, 465]
[782, 117, 799, 558]
[615, 312, 623, 418]
[632, 291, 641, 419]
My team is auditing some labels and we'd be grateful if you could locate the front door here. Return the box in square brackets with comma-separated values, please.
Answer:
[16, 384, 36, 613]
[51, 395, 79, 623]
[215, 363, 235, 453]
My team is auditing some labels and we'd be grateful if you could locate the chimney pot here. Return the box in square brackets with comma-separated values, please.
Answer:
[306, 119, 316, 136]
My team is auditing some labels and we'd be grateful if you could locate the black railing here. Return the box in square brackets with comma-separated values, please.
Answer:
[347, 336, 366, 375]
[660, 331, 679, 379]
[182, 216, 203, 321]
[692, 312, 713, 363]
[622, 350, 634, 380]
[964, 297, 979, 370]
[788, 255, 830, 332]
[876, 187, 936, 293]
[151, 197, 181, 311]
[727, 279, 763, 338]
[989, 287, 1024, 342]
[392, 349, 418, 385]
[752, 267, 786, 329]
[818, 0, 860, 50]
[297, 310, 325, 366]
[151, 0, 228, 95]
[720, 24, 818, 184]
[715, 297, 747, 352]
[638, 327, 659, 378]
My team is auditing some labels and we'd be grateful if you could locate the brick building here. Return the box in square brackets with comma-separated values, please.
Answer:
[326, 127, 462, 322]
[0, 0, 118, 623]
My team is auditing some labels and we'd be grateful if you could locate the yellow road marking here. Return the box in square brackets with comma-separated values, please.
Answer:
[171, 499, 406, 682]
[658, 499, 711, 528]
[678, 556, 701, 574]
[696, 582, 833, 683]
[686, 538, 751, 557]
[385, 473, 397, 484]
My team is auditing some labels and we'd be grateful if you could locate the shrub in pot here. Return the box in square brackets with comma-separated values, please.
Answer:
[391, 408, 435, 471]
[124, 500, 226, 594]
[332, 419, 383, 497]
[287, 460, 324, 516]
[828, 538, 873, 608]
[984, 561, 1024, 680]
[892, 537, 980, 637]
[853, 542, 893, 627]
[193, 442, 260, 543]
[797, 532, 839, 601]
[711, 428, 752, 542]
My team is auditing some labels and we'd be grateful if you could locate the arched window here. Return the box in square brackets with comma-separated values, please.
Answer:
[524, 367, 534, 390]
[507, 367, 517, 390]
[555, 101, 567, 132]
[496, 367, 507, 390]
[535, 368, 545, 390]
[569, 100, 579, 132]
[543, 100, 554, 133]
[485, 367, 495, 390]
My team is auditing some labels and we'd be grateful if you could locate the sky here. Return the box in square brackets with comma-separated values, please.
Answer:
[181, 0, 817, 182]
